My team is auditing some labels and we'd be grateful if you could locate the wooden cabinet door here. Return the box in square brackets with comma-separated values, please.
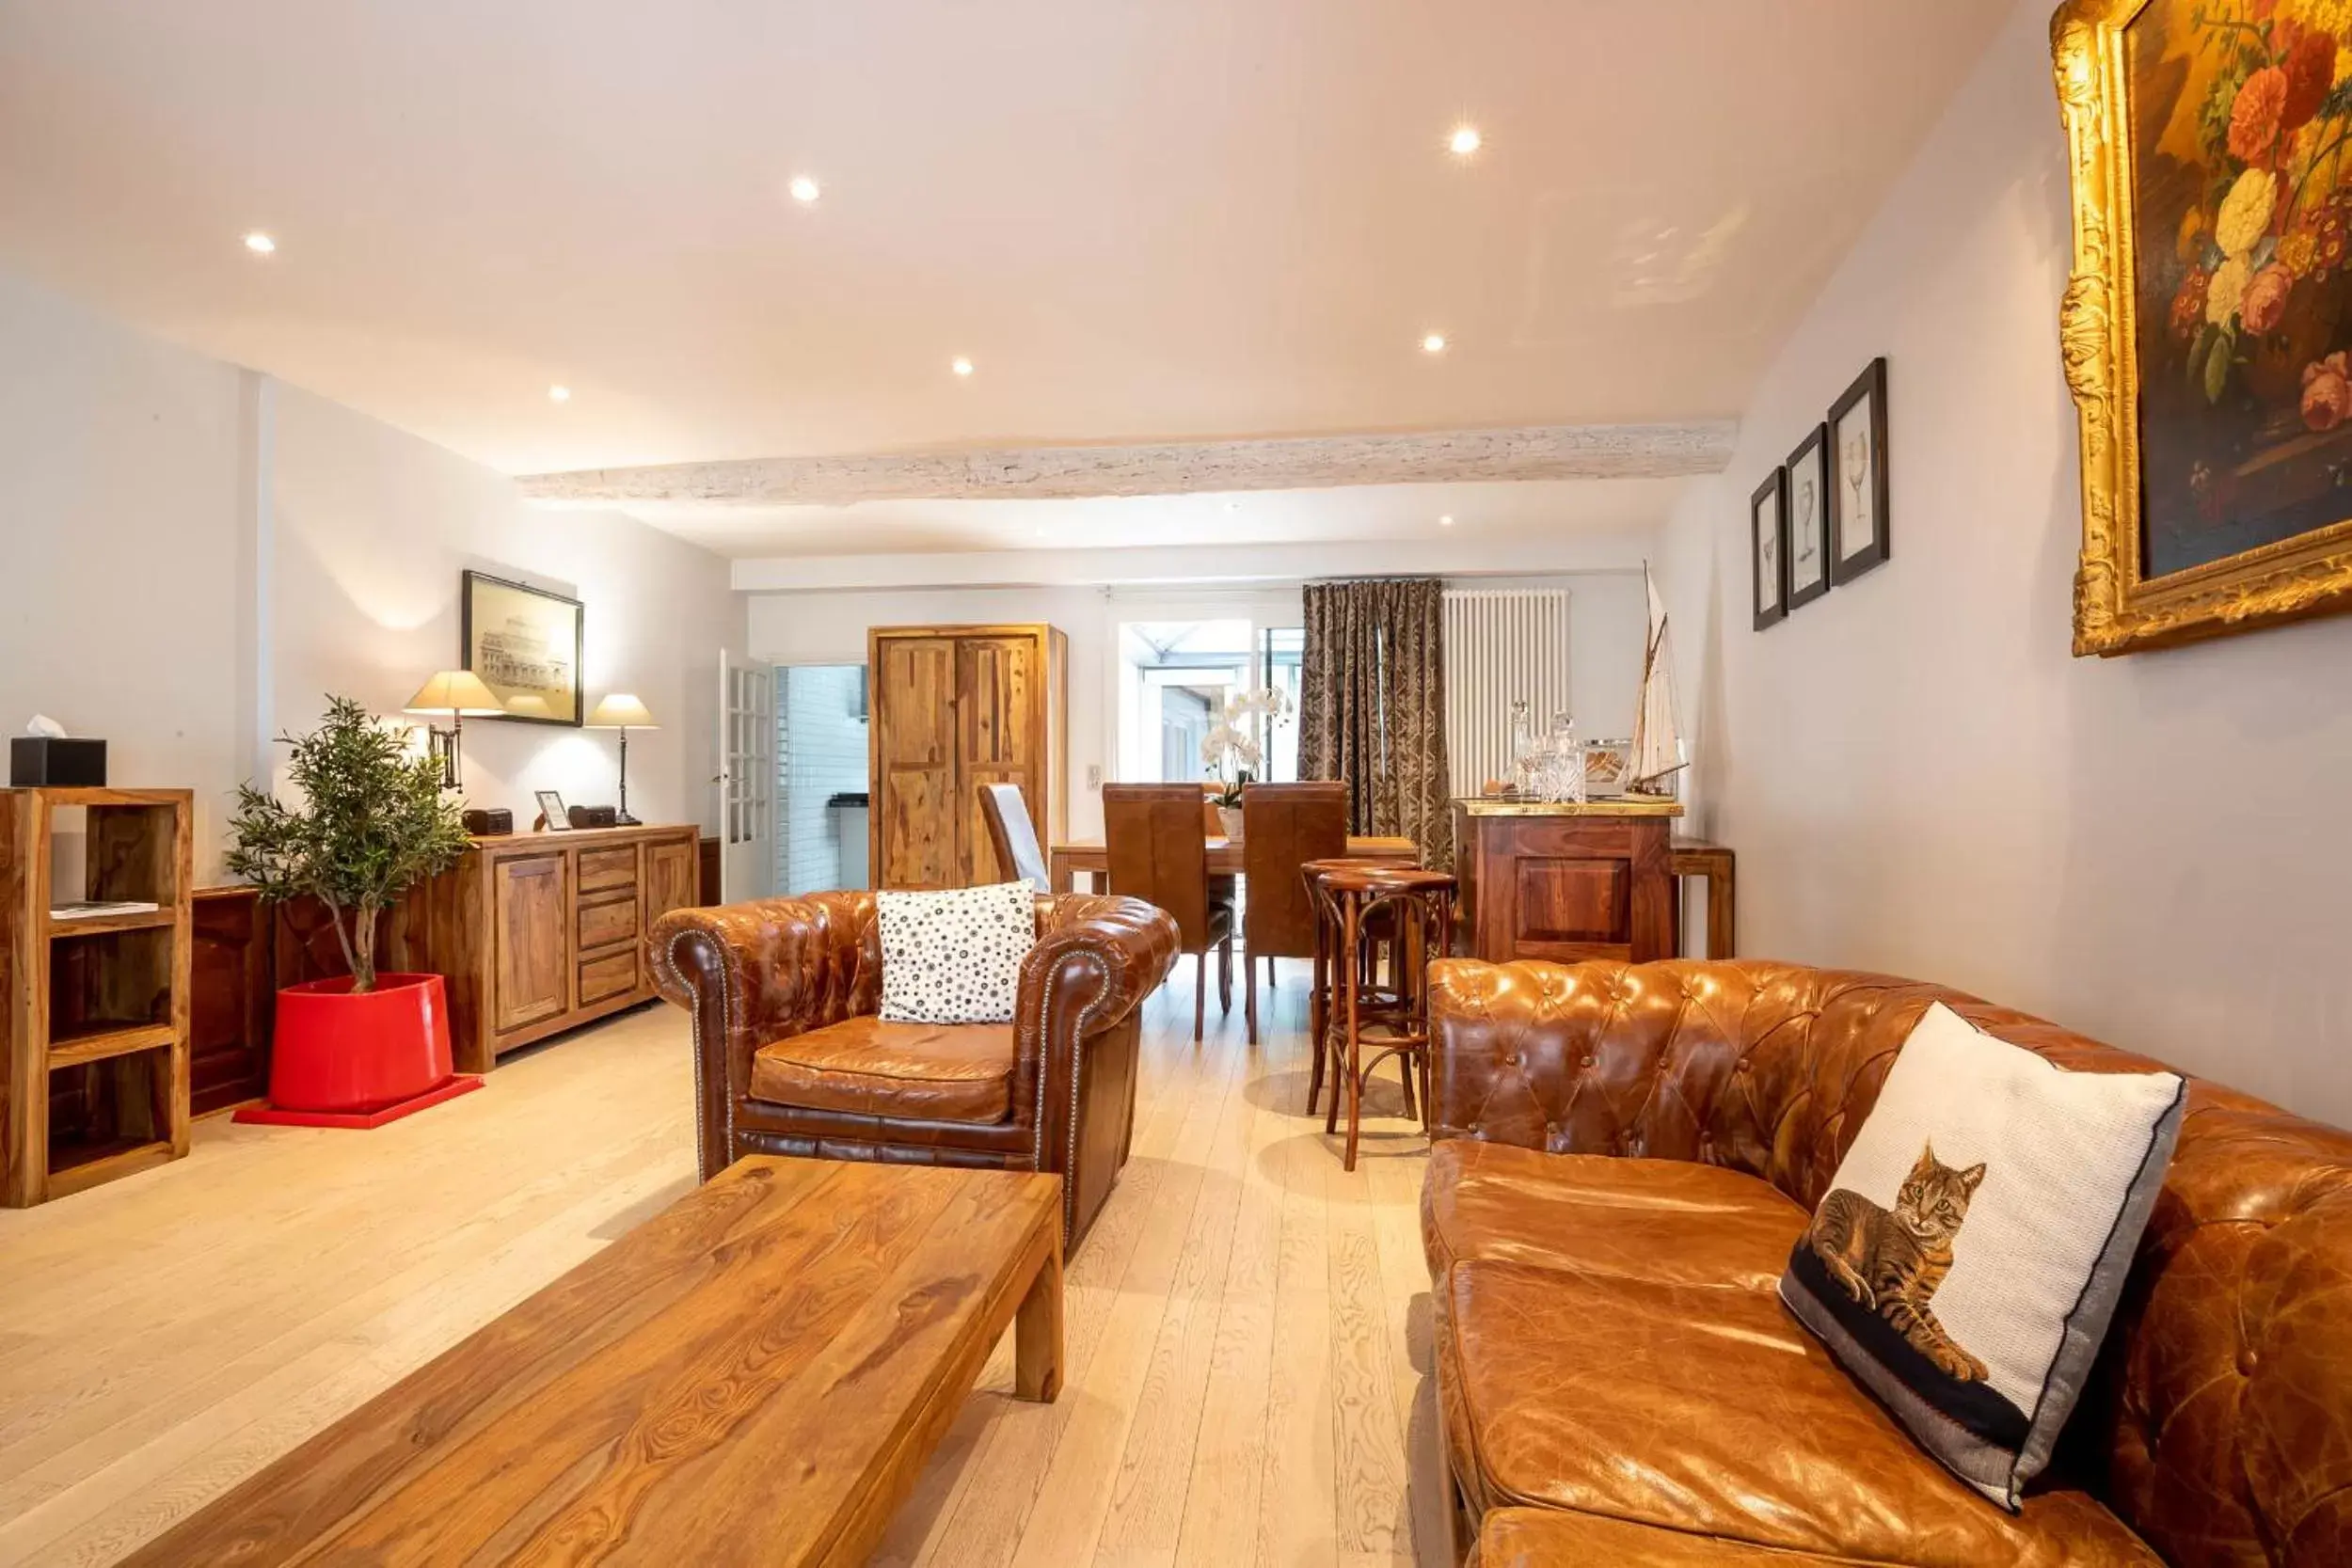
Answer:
[644, 835, 698, 921]
[873, 636, 960, 888]
[956, 636, 1041, 885]
[491, 852, 569, 1034]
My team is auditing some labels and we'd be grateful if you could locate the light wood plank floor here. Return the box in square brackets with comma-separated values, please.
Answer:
[0, 961, 1445, 1567]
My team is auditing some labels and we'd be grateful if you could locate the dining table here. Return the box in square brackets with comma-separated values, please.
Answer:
[1046, 834, 1419, 895]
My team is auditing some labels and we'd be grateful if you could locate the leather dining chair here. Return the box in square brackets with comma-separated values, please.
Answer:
[1239, 782, 1347, 1045]
[978, 782, 1052, 892]
[1102, 783, 1233, 1041]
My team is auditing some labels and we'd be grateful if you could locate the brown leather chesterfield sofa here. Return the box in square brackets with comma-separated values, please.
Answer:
[1424, 958, 2352, 1568]
[650, 891, 1178, 1245]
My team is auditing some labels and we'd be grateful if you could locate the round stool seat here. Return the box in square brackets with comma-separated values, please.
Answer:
[1316, 863, 1453, 895]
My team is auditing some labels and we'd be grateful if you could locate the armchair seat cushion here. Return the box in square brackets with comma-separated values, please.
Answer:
[1422, 1139, 1805, 1291]
[1437, 1259, 2158, 1568]
[748, 1016, 1017, 1124]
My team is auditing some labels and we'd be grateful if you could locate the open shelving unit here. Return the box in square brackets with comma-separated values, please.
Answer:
[2, 786, 193, 1206]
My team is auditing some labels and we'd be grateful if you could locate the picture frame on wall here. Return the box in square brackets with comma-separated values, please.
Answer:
[462, 570, 584, 726]
[1752, 467, 1789, 630]
[1786, 423, 1833, 610]
[1830, 357, 1891, 585]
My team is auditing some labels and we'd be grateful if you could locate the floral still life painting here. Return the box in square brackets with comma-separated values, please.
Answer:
[2057, 0, 2352, 652]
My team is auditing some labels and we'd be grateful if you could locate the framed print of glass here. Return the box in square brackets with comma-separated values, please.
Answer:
[1830, 357, 1891, 584]
[1787, 423, 1833, 610]
[1753, 467, 1789, 629]
[2056, 0, 2352, 653]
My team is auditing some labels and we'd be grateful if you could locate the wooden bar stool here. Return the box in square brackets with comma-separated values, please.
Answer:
[1306, 862, 1455, 1171]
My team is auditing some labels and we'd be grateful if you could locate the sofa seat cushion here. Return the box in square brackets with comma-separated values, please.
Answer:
[1437, 1259, 2159, 1568]
[1422, 1139, 1807, 1291]
[748, 1017, 1017, 1123]
[1469, 1507, 1867, 1566]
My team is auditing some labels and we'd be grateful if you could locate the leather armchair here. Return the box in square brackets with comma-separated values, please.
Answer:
[1424, 958, 2352, 1567]
[650, 891, 1179, 1244]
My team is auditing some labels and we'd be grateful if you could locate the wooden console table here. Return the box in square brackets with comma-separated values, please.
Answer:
[1452, 797, 1684, 964]
[125, 1159, 1064, 1568]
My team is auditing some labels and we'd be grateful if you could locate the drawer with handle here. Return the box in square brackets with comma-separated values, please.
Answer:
[577, 893, 638, 952]
[577, 846, 639, 894]
[578, 947, 640, 1006]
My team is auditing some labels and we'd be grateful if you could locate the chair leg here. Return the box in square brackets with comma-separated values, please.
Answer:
[1217, 939, 1232, 1013]
[1267, 955, 1278, 988]
[1245, 951, 1259, 1046]
[1193, 949, 1206, 1042]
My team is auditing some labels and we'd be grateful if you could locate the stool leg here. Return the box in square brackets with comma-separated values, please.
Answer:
[1194, 949, 1206, 1043]
[1342, 899, 1363, 1171]
[1307, 917, 1328, 1115]
[1245, 946, 1259, 1046]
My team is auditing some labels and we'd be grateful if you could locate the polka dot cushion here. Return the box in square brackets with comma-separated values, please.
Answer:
[876, 881, 1038, 1024]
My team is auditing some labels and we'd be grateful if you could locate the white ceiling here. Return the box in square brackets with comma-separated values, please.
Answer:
[0, 0, 2010, 556]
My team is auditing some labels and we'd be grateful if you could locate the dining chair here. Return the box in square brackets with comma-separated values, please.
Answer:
[977, 782, 1051, 892]
[1239, 782, 1347, 1045]
[1102, 783, 1233, 1041]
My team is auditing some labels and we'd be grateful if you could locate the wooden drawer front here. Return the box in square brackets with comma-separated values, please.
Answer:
[577, 847, 639, 894]
[577, 893, 638, 953]
[578, 948, 639, 1006]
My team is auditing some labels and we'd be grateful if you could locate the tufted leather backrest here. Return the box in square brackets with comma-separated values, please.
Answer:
[1427, 958, 2352, 1567]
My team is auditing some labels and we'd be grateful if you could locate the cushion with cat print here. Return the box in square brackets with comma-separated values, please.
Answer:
[1777, 1001, 2185, 1512]
[876, 881, 1038, 1025]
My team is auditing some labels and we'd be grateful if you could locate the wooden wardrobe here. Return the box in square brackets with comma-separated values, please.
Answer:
[868, 624, 1067, 889]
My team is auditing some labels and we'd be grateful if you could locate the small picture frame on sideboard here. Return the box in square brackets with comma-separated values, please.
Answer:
[535, 790, 570, 831]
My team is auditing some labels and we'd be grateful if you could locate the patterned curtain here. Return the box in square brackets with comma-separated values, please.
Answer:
[1296, 577, 1452, 870]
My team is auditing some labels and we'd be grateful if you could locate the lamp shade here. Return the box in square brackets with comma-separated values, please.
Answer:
[404, 670, 502, 716]
[586, 693, 657, 729]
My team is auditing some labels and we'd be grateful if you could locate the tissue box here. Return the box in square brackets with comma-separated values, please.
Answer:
[10, 737, 107, 787]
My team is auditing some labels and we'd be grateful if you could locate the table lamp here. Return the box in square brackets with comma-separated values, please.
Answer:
[403, 670, 502, 790]
[586, 693, 657, 824]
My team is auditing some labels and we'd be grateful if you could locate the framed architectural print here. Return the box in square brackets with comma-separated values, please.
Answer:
[1753, 468, 1790, 629]
[1787, 423, 1833, 610]
[2055, 0, 2352, 654]
[1830, 357, 1890, 584]
[461, 570, 583, 725]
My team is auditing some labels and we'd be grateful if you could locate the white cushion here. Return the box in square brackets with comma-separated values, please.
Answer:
[876, 882, 1036, 1025]
[1779, 1002, 2185, 1510]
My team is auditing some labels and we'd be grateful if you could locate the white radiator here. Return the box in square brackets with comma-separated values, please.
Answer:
[1443, 589, 1571, 796]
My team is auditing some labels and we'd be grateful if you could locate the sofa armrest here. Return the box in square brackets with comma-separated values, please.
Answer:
[649, 892, 874, 1177]
[1017, 894, 1181, 1053]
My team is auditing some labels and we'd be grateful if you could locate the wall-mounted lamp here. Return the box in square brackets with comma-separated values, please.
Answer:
[403, 670, 502, 790]
[586, 693, 658, 824]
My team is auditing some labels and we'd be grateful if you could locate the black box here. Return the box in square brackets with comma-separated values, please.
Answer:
[461, 807, 514, 836]
[10, 736, 107, 787]
[566, 803, 619, 830]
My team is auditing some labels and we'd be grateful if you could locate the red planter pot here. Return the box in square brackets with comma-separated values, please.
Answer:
[268, 972, 455, 1114]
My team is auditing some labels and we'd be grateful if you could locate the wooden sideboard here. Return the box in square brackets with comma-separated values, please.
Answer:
[1452, 798, 1685, 965]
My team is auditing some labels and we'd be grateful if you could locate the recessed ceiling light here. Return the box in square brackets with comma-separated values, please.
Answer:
[952, 356, 975, 377]
[788, 175, 820, 204]
[243, 231, 276, 254]
[1422, 332, 1448, 354]
[1439, 515, 1455, 527]
[1034, 525, 1047, 537]
[548, 385, 571, 403]
[1450, 125, 1482, 156]
[1224, 500, 1239, 514]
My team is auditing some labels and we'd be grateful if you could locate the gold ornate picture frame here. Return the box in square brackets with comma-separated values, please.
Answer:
[2054, 0, 2352, 656]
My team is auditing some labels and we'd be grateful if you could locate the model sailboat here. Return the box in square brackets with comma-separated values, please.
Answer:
[1627, 564, 1685, 796]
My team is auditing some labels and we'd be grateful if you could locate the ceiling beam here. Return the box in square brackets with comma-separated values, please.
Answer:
[519, 421, 1736, 508]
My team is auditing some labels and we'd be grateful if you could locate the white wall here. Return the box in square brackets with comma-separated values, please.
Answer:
[270, 386, 739, 840]
[0, 271, 249, 873]
[747, 568, 1649, 844]
[0, 266, 742, 881]
[1656, 0, 2352, 1124]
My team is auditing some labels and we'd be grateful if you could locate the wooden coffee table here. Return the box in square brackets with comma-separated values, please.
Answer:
[123, 1158, 1064, 1567]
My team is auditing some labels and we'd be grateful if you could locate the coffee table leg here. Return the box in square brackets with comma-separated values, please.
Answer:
[1014, 1231, 1064, 1402]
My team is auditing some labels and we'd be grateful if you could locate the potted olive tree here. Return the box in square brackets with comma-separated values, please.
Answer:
[227, 695, 473, 1120]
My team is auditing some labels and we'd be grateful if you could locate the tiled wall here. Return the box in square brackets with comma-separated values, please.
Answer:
[777, 663, 869, 894]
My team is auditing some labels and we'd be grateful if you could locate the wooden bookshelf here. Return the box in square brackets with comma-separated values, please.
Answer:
[1, 787, 193, 1207]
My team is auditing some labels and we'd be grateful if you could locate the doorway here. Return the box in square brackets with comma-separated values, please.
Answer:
[775, 663, 870, 894]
